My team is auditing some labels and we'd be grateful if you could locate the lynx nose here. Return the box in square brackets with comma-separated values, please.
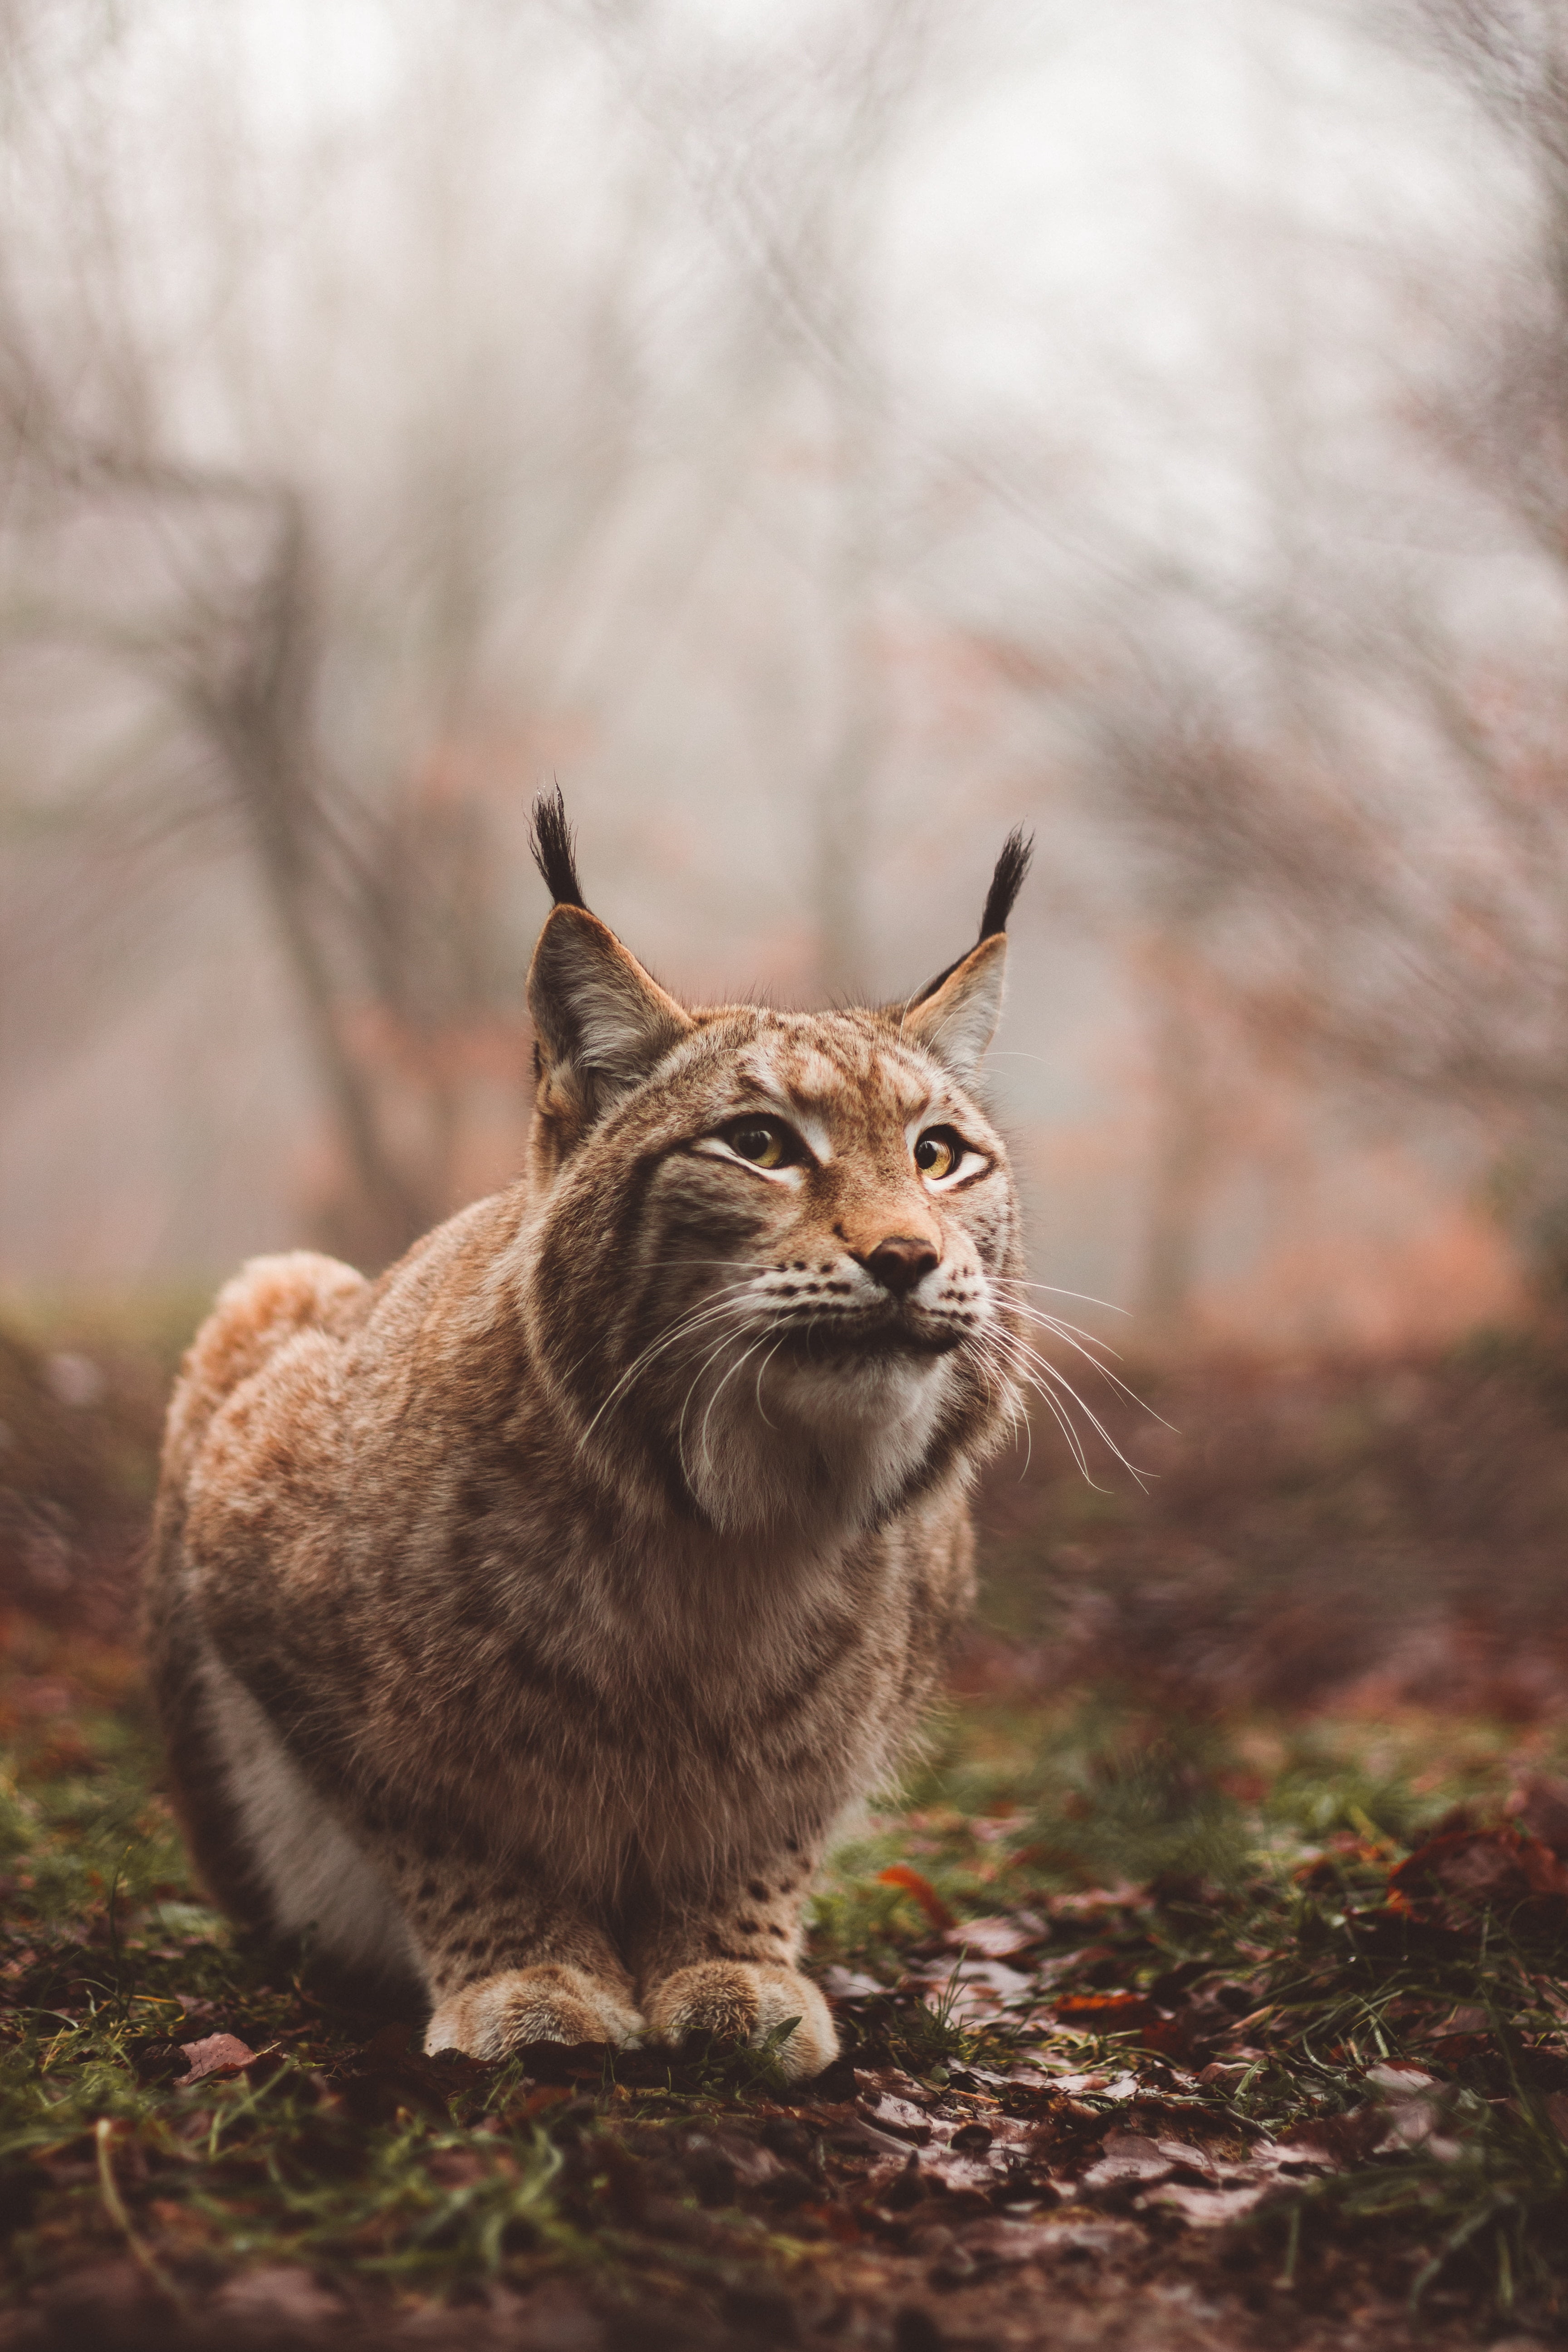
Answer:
[861, 1235, 940, 1296]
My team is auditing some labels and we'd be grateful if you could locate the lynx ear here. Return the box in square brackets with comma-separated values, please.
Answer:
[902, 932, 1007, 1086]
[901, 825, 1031, 1085]
[527, 906, 693, 1120]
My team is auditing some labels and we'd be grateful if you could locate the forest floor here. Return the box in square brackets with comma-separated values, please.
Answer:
[2, 1308, 1568, 2349]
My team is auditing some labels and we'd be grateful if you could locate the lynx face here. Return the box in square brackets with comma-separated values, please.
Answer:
[522, 912, 1023, 1536]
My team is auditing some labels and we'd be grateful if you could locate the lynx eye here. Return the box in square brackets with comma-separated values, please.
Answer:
[914, 1127, 965, 1181]
[724, 1120, 792, 1170]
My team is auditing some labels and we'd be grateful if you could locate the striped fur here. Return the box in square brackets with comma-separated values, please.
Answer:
[145, 867, 1026, 2079]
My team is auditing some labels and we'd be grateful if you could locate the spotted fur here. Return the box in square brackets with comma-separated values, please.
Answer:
[145, 812, 1028, 2079]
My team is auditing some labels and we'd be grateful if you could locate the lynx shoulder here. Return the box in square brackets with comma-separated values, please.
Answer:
[145, 797, 1031, 2078]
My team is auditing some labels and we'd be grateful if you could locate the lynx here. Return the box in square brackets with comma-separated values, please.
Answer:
[146, 795, 1031, 2078]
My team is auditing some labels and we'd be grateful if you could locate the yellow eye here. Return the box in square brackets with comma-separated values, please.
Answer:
[914, 1128, 961, 1180]
[727, 1121, 788, 1169]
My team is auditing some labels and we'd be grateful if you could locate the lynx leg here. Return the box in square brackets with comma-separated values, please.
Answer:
[643, 1961, 836, 2082]
[177, 1627, 641, 2051]
[424, 1962, 643, 2059]
[635, 1856, 837, 2081]
[407, 1876, 642, 2058]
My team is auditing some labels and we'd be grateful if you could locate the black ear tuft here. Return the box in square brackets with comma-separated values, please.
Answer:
[907, 824, 1033, 1008]
[529, 784, 588, 910]
[978, 825, 1033, 941]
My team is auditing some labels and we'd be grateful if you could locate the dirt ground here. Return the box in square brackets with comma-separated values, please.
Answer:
[3, 1316, 1568, 2347]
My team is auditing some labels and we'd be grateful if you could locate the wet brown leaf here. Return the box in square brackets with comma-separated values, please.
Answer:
[876, 1867, 956, 1930]
[175, 2032, 259, 2083]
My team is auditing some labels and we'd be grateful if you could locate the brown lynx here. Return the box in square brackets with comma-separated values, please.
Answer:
[146, 796, 1030, 2078]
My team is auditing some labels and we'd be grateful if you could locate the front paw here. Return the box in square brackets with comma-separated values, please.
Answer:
[425, 1963, 643, 2059]
[643, 1960, 838, 2081]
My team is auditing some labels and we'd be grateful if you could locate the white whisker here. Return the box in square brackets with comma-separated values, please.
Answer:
[994, 1288, 1176, 1432]
[576, 1285, 759, 1446]
[996, 1346, 1093, 1480]
[1000, 1303, 1172, 1427]
[975, 1338, 1033, 1479]
[990, 1330, 1149, 1490]
[995, 1278, 1131, 1316]
[677, 1326, 755, 1488]
[753, 1335, 787, 1430]
[993, 1287, 1122, 1353]
[559, 1271, 759, 1396]
[698, 1331, 774, 1474]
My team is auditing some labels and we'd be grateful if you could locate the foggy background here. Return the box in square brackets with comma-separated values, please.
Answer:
[1, 0, 1561, 1354]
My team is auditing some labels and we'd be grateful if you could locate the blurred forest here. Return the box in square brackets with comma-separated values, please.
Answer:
[0, 0, 1565, 1720]
[0, 0, 1562, 1347]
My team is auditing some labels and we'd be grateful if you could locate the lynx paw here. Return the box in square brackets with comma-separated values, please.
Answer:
[424, 1964, 643, 2060]
[644, 1960, 838, 2081]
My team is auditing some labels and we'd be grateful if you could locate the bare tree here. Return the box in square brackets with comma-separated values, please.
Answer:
[1033, 0, 1568, 1296]
[2, 0, 1166, 1298]
[0, 2, 807, 1262]
[0, 0, 1043, 1278]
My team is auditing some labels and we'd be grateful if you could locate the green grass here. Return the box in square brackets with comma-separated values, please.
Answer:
[2, 1656, 1567, 2341]
[813, 1701, 1568, 2322]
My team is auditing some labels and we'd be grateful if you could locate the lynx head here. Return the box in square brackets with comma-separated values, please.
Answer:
[520, 791, 1029, 1539]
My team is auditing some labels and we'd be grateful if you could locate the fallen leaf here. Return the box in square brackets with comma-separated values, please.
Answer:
[1055, 2070, 1142, 2103]
[911, 1956, 1035, 2003]
[1430, 2031, 1492, 2063]
[1052, 1992, 1162, 2030]
[876, 1867, 956, 1930]
[1411, 2004, 1490, 2044]
[821, 1965, 884, 2000]
[1365, 2061, 1439, 2094]
[1153, 2136, 1218, 2173]
[1279, 2108, 1385, 2166]
[176, 2032, 259, 2083]
[1389, 1827, 1568, 1906]
[854, 2066, 935, 2106]
[914, 2143, 1014, 2194]
[854, 2082, 932, 2142]
[1044, 1886, 1144, 1919]
[951, 2215, 1070, 2265]
[940, 1914, 1043, 1959]
[1148, 2180, 1271, 2225]
[1505, 1771, 1568, 1857]
[513, 2083, 575, 2120]
[849, 2112, 927, 2161]
[1078, 2132, 1181, 2189]
[1137, 2017, 1204, 2060]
